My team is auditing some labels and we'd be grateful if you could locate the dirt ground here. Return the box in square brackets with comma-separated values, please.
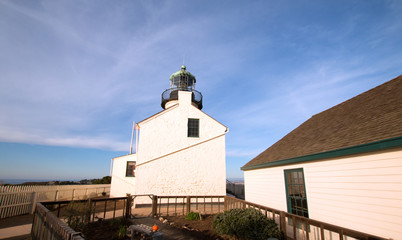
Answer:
[0, 213, 230, 240]
[85, 218, 131, 240]
[85, 215, 229, 240]
[164, 214, 231, 240]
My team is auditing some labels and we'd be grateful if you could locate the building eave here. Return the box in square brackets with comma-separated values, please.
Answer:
[112, 153, 136, 160]
[137, 104, 179, 125]
[241, 136, 402, 171]
[189, 104, 228, 130]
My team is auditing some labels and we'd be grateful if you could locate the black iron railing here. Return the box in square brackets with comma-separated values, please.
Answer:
[161, 88, 203, 109]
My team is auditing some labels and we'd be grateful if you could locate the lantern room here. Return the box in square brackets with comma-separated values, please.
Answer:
[161, 65, 203, 110]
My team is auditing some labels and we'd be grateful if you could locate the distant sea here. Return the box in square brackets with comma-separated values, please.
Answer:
[227, 178, 244, 183]
[1, 179, 53, 185]
[2, 178, 243, 185]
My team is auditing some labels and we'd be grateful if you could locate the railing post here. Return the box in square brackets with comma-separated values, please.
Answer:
[280, 211, 287, 238]
[224, 196, 228, 211]
[320, 224, 325, 240]
[30, 192, 38, 214]
[125, 194, 132, 218]
[186, 196, 191, 214]
[54, 190, 59, 201]
[152, 195, 158, 217]
[86, 199, 92, 223]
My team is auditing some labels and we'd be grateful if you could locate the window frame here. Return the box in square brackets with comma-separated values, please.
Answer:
[284, 168, 309, 218]
[187, 118, 200, 138]
[125, 161, 136, 177]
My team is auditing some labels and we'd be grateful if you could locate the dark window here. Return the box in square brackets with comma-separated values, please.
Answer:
[284, 168, 309, 218]
[188, 118, 199, 137]
[126, 161, 136, 177]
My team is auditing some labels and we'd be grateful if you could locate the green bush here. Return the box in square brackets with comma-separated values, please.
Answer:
[212, 208, 282, 240]
[185, 211, 201, 221]
[63, 201, 93, 233]
[115, 224, 127, 239]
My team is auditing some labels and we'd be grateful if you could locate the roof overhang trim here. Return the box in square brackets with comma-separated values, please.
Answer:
[241, 136, 402, 171]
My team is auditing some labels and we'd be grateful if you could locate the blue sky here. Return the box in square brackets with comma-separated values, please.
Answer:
[0, 0, 401, 181]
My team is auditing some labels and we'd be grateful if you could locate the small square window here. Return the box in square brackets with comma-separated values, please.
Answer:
[126, 161, 136, 177]
[188, 118, 199, 137]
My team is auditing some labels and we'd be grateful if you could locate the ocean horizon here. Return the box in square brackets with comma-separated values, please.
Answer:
[0, 178, 75, 185]
[1, 177, 243, 185]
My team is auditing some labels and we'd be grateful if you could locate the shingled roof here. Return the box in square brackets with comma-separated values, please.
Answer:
[242, 75, 402, 170]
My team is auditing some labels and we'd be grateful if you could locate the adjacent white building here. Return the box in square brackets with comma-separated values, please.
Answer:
[242, 75, 402, 240]
[111, 66, 228, 199]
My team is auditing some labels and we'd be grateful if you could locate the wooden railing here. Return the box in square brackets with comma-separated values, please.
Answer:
[30, 194, 387, 239]
[224, 196, 388, 240]
[0, 184, 110, 219]
[31, 196, 133, 240]
[151, 195, 225, 217]
[31, 203, 85, 240]
[41, 195, 132, 222]
[148, 195, 387, 240]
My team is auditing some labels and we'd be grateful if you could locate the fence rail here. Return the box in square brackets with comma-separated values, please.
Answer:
[42, 196, 131, 222]
[148, 195, 386, 240]
[31, 196, 132, 240]
[0, 184, 110, 219]
[28, 194, 387, 240]
[223, 196, 387, 240]
[31, 203, 85, 240]
[151, 195, 225, 217]
[226, 181, 244, 198]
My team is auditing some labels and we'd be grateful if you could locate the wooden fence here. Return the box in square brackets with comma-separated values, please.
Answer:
[32, 196, 132, 240]
[224, 196, 387, 240]
[0, 184, 110, 219]
[147, 195, 386, 240]
[226, 181, 244, 198]
[42, 196, 132, 222]
[31, 203, 85, 240]
[151, 195, 225, 217]
[27, 194, 388, 240]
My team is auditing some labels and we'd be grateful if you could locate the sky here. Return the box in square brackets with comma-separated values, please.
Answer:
[0, 0, 401, 182]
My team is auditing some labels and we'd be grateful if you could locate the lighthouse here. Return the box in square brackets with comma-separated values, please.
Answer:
[161, 65, 203, 110]
[110, 66, 228, 199]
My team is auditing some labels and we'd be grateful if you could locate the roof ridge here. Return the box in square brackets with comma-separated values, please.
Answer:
[242, 75, 402, 169]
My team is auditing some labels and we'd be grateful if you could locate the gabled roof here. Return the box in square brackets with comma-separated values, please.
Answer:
[242, 75, 402, 170]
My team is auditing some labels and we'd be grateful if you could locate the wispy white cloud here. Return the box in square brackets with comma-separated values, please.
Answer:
[0, 126, 129, 151]
[0, 0, 401, 179]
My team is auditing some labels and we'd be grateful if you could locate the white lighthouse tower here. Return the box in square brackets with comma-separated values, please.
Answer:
[110, 66, 228, 198]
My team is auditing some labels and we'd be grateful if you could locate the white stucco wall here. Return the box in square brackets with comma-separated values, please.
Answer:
[135, 135, 226, 196]
[110, 154, 136, 197]
[135, 91, 227, 197]
[244, 147, 402, 240]
[137, 91, 227, 165]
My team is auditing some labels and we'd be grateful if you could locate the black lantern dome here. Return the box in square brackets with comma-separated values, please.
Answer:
[161, 66, 203, 109]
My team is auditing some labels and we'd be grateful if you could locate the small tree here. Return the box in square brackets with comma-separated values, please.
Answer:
[185, 211, 201, 220]
[63, 201, 93, 233]
[212, 208, 282, 240]
[92, 176, 111, 184]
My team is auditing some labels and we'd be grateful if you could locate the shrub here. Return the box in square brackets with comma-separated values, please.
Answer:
[115, 224, 127, 239]
[212, 208, 282, 240]
[63, 201, 93, 233]
[185, 211, 201, 221]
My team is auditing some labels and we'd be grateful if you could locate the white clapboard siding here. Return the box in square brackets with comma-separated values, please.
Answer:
[0, 184, 110, 219]
[244, 148, 402, 240]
